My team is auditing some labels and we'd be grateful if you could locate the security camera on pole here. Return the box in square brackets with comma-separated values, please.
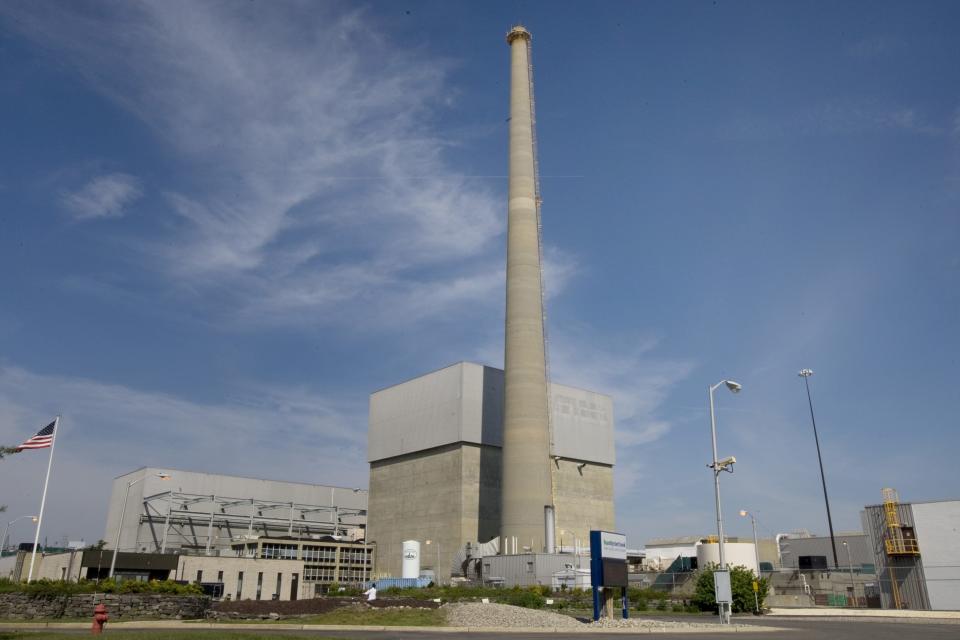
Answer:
[708, 380, 741, 625]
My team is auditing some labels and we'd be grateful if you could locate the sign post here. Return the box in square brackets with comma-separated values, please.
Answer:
[714, 569, 732, 624]
[590, 530, 629, 621]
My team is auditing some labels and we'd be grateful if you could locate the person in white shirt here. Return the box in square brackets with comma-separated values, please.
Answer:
[363, 583, 377, 601]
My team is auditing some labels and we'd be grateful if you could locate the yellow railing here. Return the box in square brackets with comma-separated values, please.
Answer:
[885, 538, 920, 555]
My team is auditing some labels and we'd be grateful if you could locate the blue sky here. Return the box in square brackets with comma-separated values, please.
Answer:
[1, 0, 958, 549]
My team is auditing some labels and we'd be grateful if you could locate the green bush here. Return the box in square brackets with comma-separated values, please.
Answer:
[692, 564, 768, 614]
[498, 587, 546, 609]
[0, 578, 203, 599]
[655, 598, 668, 611]
[634, 598, 648, 611]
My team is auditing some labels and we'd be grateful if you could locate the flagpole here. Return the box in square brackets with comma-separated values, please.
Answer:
[26, 415, 59, 583]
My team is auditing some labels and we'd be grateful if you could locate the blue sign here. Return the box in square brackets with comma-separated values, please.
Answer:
[589, 530, 629, 621]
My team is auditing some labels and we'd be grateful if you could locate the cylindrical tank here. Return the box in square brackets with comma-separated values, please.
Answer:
[696, 542, 758, 574]
[401, 540, 421, 579]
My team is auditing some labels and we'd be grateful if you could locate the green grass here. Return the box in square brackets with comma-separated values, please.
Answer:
[283, 607, 444, 626]
[205, 607, 445, 627]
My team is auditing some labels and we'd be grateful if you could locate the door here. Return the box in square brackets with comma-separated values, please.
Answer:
[290, 573, 299, 601]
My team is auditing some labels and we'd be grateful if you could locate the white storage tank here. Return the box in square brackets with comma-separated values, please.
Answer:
[401, 540, 421, 579]
[697, 542, 758, 574]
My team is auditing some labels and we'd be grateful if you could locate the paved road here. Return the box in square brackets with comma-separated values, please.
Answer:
[3, 618, 959, 639]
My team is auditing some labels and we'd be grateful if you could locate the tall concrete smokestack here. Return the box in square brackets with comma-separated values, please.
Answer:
[501, 25, 553, 553]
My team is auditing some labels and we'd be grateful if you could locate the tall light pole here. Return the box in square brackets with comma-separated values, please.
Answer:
[842, 540, 857, 607]
[708, 379, 741, 624]
[798, 369, 838, 568]
[739, 510, 761, 613]
[2, 516, 38, 555]
[110, 472, 171, 578]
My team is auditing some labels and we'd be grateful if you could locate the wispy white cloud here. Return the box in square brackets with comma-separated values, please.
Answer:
[0, 363, 368, 542]
[62, 173, 143, 220]
[718, 102, 947, 141]
[845, 35, 903, 59]
[2, 1, 508, 327]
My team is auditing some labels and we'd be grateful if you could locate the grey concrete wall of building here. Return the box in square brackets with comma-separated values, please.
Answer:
[911, 500, 960, 611]
[104, 469, 367, 553]
[779, 534, 872, 569]
[367, 445, 465, 583]
[366, 443, 613, 583]
[862, 503, 930, 609]
[368, 363, 613, 465]
[552, 458, 614, 548]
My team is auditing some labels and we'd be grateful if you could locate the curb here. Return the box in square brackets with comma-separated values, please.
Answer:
[0, 621, 789, 634]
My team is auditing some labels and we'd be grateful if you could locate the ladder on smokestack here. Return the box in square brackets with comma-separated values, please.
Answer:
[525, 37, 557, 501]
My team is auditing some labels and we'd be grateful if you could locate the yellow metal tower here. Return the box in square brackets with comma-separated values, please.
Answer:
[882, 488, 919, 556]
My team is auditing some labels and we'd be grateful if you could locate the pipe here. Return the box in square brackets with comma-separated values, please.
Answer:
[544, 505, 555, 553]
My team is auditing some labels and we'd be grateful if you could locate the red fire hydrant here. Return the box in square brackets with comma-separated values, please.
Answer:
[91, 603, 109, 634]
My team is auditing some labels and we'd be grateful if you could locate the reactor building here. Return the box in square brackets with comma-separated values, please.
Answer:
[365, 26, 616, 583]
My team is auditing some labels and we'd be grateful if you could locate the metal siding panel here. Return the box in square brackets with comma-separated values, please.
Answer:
[912, 501, 960, 611]
[549, 383, 615, 465]
[368, 363, 614, 465]
[368, 364, 464, 462]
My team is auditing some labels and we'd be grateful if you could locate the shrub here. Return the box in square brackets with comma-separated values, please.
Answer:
[498, 587, 546, 609]
[634, 598, 648, 611]
[0, 578, 203, 599]
[655, 598, 667, 611]
[692, 564, 768, 613]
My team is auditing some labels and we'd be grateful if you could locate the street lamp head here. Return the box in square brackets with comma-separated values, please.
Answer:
[798, 369, 813, 378]
[739, 510, 748, 517]
[724, 380, 742, 393]
[156, 473, 172, 480]
[30, 516, 38, 523]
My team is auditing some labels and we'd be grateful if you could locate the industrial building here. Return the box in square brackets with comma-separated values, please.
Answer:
[861, 490, 960, 611]
[104, 468, 367, 555]
[21, 535, 373, 600]
[366, 362, 615, 583]
[367, 26, 617, 586]
[643, 536, 776, 573]
[778, 532, 872, 571]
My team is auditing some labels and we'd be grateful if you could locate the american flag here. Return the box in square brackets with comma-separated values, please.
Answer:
[17, 420, 56, 451]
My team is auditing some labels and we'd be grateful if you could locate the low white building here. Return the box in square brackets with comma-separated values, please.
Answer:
[21, 535, 374, 601]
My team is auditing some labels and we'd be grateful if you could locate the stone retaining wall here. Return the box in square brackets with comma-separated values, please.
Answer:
[0, 593, 210, 620]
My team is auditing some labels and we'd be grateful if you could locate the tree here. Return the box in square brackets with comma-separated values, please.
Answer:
[0, 447, 17, 512]
[692, 563, 769, 613]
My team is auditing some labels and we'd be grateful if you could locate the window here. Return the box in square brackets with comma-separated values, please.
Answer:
[217, 570, 223, 582]
[256, 572, 263, 600]
[237, 572, 243, 599]
[275, 573, 282, 599]
[261, 543, 298, 559]
[303, 565, 336, 582]
[196, 570, 203, 583]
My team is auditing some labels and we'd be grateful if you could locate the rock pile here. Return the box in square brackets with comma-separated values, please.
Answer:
[443, 602, 583, 628]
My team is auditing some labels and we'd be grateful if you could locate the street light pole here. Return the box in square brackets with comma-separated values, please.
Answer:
[740, 510, 761, 613]
[708, 379, 742, 625]
[110, 473, 171, 578]
[2, 516, 38, 556]
[798, 369, 838, 568]
[842, 541, 856, 607]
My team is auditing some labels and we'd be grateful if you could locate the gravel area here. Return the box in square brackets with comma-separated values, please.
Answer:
[444, 602, 783, 632]
[443, 602, 584, 628]
[590, 617, 764, 630]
